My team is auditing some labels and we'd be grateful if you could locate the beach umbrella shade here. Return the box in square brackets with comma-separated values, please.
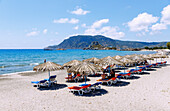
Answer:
[67, 62, 102, 74]
[63, 60, 82, 67]
[118, 57, 136, 64]
[129, 55, 145, 61]
[100, 56, 124, 66]
[128, 55, 145, 69]
[33, 61, 63, 77]
[83, 57, 101, 64]
[67, 62, 102, 84]
[112, 55, 122, 60]
[123, 55, 132, 58]
[142, 54, 154, 60]
[100, 57, 124, 76]
[118, 57, 136, 73]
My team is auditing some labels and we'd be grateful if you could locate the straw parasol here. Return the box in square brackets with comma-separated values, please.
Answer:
[112, 55, 122, 60]
[118, 57, 136, 64]
[142, 54, 154, 60]
[129, 55, 146, 61]
[124, 55, 132, 58]
[83, 57, 101, 64]
[67, 62, 102, 74]
[100, 56, 124, 66]
[33, 61, 63, 77]
[118, 57, 136, 73]
[63, 60, 81, 67]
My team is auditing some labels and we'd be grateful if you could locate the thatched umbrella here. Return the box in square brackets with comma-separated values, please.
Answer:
[112, 55, 122, 60]
[118, 57, 136, 64]
[142, 54, 154, 60]
[83, 57, 101, 64]
[67, 62, 102, 74]
[63, 60, 81, 67]
[153, 54, 169, 62]
[67, 62, 102, 84]
[129, 55, 146, 69]
[100, 56, 124, 66]
[118, 57, 136, 73]
[33, 61, 63, 77]
[129, 55, 146, 61]
[124, 55, 132, 58]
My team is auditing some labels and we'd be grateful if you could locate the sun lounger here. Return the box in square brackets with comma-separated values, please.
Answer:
[97, 77, 118, 86]
[65, 74, 81, 82]
[68, 84, 91, 95]
[31, 79, 47, 88]
[127, 68, 143, 74]
[79, 82, 102, 91]
[138, 64, 152, 70]
[32, 75, 57, 88]
[157, 62, 164, 66]
[163, 61, 167, 65]
[45, 75, 57, 86]
[119, 72, 132, 79]
[90, 82, 102, 91]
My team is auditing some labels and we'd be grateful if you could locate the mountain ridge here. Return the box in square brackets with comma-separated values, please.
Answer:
[45, 35, 168, 50]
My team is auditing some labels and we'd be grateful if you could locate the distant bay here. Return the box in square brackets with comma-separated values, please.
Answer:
[0, 49, 156, 75]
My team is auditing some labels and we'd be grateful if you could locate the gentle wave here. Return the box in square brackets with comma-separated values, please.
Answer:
[30, 63, 39, 66]
[0, 63, 40, 68]
[0, 64, 27, 68]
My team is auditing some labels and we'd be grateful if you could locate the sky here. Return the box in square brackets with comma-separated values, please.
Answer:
[0, 0, 170, 49]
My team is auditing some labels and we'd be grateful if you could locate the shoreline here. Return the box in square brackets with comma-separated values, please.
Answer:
[0, 57, 169, 110]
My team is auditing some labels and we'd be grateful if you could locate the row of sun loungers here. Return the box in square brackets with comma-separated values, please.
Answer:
[31, 61, 167, 95]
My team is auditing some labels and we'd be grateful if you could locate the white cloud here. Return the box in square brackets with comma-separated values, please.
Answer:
[74, 26, 79, 30]
[160, 5, 170, 25]
[127, 13, 159, 32]
[91, 19, 109, 28]
[150, 5, 170, 34]
[71, 8, 90, 15]
[84, 26, 125, 39]
[53, 18, 79, 24]
[81, 23, 87, 28]
[26, 31, 39, 36]
[82, 19, 125, 39]
[68, 18, 79, 24]
[151, 23, 167, 31]
[53, 18, 69, 23]
[43, 29, 47, 34]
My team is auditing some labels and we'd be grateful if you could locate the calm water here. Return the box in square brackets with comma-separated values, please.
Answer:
[0, 49, 155, 75]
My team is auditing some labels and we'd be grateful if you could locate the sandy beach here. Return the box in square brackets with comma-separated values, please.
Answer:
[0, 58, 170, 111]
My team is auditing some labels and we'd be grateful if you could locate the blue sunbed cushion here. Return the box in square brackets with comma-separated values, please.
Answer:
[79, 84, 89, 86]
[119, 72, 128, 75]
[50, 75, 56, 79]
[31, 79, 47, 84]
[93, 82, 102, 86]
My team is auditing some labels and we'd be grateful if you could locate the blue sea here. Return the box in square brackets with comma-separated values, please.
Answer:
[0, 49, 155, 75]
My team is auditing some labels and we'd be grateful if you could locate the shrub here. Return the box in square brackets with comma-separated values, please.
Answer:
[167, 42, 170, 49]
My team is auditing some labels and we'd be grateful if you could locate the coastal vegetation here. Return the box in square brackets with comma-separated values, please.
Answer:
[167, 42, 170, 49]
[144, 46, 167, 50]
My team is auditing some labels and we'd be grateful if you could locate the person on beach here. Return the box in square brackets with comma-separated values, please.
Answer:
[102, 69, 108, 79]
[44, 59, 46, 63]
[72, 72, 77, 78]
[144, 60, 148, 65]
[67, 71, 72, 81]
[108, 69, 115, 79]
